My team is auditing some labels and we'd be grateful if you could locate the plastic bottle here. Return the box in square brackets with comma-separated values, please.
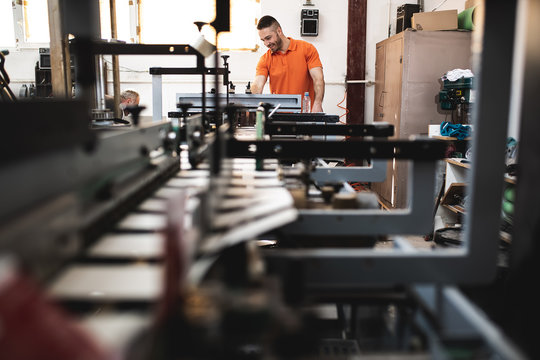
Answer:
[302, 91, 311, 113]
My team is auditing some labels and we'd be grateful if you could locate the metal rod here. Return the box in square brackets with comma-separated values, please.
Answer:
[268, 104, 281, 118]
[110, 0, 121, 118]
[95, 55, 106, 110]
[346, 80, 375, 86]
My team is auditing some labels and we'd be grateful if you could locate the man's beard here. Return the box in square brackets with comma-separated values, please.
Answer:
[271, 36, 282, 53]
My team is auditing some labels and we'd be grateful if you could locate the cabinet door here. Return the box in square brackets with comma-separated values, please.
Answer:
[384, 36, 403, 137]
[372, 43, 391, 206]
[372, 36, 403, 208]
[386, 37, 404, 207]
[374, 44, 386, 122]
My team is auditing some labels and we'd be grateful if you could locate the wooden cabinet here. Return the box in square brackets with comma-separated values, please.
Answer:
[371, 29, 472, 208]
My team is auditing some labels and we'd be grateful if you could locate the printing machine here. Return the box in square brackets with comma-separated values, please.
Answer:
[1, 0, 539, 359]
[0, 101, 476, 359]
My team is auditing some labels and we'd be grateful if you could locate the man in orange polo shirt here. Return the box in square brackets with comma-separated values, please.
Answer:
[251, 15, 325, 113]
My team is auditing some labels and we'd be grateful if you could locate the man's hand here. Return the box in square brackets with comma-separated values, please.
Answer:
[311, 102, 323, 113]
[251, 75, 267, 94]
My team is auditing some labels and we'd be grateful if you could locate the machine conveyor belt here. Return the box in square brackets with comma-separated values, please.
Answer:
[48, 264, 163, 302]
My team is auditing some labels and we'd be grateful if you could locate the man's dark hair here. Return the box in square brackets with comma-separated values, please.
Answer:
[257, 15, 280, 30]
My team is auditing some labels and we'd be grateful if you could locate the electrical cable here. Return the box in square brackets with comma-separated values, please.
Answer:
[431, 0, 449, 11]
[103, 59, 147, 73]
[348, 181, 368, 192]
[336, 89, 349, 123]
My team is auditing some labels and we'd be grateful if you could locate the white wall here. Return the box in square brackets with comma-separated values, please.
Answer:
[260, 0, 348, 117]
[3, 49, 41, 95]
[113, 0, 349, 118]
[4, 0, 467, 123]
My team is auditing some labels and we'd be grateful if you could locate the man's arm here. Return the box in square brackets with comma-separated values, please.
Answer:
[309, 66, 325, 113]
[251, 75, 267, 94]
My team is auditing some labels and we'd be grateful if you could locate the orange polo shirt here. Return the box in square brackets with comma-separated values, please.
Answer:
[256, 38, 322, 109]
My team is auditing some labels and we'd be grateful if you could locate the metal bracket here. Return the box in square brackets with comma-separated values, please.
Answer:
[282, 160, 437, 236]
[311, 158, 387, 183]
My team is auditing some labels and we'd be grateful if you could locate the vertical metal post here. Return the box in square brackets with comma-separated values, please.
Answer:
[59, 0, 101, 112]
[152, 74, 163, 121]
[509, 0, 540, 274]
[463, 0, 517, 279]
[503, 1, 540, 358]
[95, 55, 106, 110]
[198, 54, 206, 123]
[109, 0, 121, 118]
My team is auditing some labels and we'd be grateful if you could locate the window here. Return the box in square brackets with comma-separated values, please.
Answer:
[0, 1, 15, 47]
[203, 0, 261, 51]
[99, 0, 134, 42]
[140, 0, 215, 44]
[140, 0, 260, 51]
[23, 0, 50, 43]
[10, 0, 50, 46]
[10, 0, 50, 47]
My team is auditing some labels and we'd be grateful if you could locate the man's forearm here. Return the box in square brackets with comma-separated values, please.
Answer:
[251, 75, 267, 94]
[313, 79, 325, 106]
[311, 77, 325, 113]
[309, 67, 325, 110]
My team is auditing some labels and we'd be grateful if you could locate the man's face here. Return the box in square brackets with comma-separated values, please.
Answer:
[259, 26, 282, 53]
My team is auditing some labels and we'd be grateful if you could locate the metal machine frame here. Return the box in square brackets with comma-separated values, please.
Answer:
[264, 120, 393, 183]
[254, 1, 519, 288]
[175, 92, 302, 113]
[225, 136, 445, 239]
[311, 158, 387, 183]
[151, 67, 231, 121]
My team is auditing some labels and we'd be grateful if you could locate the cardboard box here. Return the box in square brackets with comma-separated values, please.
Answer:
[412, 10, 458, 31]
[428, 124, 441, 138]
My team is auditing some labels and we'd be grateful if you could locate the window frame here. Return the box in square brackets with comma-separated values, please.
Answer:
[0, 0, 16, 48]
[7, 0, 259, 51]
[99, 0, 140, 43]
[11, 0, 50, 50]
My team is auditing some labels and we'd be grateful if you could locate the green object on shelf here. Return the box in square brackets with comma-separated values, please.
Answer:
[458, 6, 476, 30]
[504, 186, 516, 203]
[502, 199, 514, 216]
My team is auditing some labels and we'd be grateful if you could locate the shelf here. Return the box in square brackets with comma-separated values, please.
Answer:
[500, 230, 512, 244]
[443, 204, 466, 214]
[432, 135, 472, 141]
[446, 158, 516, 184]
[441, 182, 466, 215]
[504, 175, 516, 185]
[445, 158, 471, 169]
